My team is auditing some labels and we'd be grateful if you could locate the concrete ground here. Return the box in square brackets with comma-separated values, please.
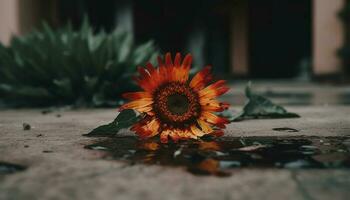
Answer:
[0, 81, 350, 200]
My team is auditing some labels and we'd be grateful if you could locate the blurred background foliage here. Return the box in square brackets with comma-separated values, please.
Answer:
[0, 0, 347, 108]
[0, 19, 158, 107]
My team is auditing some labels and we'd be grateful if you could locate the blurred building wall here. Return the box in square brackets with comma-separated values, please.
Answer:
[231, 0, 249, 76]
[313, 0, 344, 75]
[231, 0, 345, 77]
[0, 0, 57, 45]
[0, 0, 347, 78]
[0, 0, 20, 45]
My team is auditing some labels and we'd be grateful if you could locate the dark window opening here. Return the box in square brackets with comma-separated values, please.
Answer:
[248, 0, 312, 78]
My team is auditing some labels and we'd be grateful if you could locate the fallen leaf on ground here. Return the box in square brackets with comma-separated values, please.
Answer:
[83, 109, 140, 137]
[230, 83, 300, 121]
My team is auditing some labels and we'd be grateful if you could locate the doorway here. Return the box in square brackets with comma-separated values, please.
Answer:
[248, 0, 312, 78]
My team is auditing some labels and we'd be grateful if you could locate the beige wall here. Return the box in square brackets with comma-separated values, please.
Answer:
[0, 0, 20, 45]
[230, 0, 249, 76]
[0, 0, 56, 45]
[313, 0, 345, 75]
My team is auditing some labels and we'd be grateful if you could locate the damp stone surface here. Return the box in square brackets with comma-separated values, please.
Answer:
[0, 82, 350, 200]
[85, 136, 350, 176]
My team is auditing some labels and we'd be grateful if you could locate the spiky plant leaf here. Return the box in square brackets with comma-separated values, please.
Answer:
[0, 20, 158, 107]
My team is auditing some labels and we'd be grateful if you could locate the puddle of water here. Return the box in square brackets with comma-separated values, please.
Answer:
[0, 162, 27, 175]
[85, 136, 350, 176]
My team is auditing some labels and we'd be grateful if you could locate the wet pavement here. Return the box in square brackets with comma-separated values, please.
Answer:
[223, 81, 350, 106]
[0, 81, 350, 200]
[0, 162, 26, 175]
[85, 136, 350, 176]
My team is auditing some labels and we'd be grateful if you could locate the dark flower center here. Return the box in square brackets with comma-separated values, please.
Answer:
[153, 82, 200, 127]
[166, 93, 189, 115]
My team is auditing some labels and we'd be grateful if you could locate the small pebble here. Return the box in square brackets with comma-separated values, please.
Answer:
[41, 110, 52, 114]
[22, 123, 31, 130]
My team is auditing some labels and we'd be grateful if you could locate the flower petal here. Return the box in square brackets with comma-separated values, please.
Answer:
[200, 99, 229, 112]
[120, 98, 153, 113]
[211, 130, 224, 137]
[199, 80, 229, 99]
[122, 92, 152, 100]
[190, 125, 206, 137]
[170, 53, 192, 83]
[165, 52, 173, 67]
[131, 117, 160, 139]
[197, 119, 213, 133]
[176, 129, 197, 140]
[160, 129, 171, 143]
[190, 65, 213, 91]
[200, 111, 229, 128]
[145, 62, 156, 74]
[174, 53, 182, 66]
[182, 54, 192, 68]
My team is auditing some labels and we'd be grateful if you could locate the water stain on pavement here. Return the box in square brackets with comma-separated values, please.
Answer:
[0, 162, 27, 175]
[85, 136, 350, 176]
[273, 127, 299, 132]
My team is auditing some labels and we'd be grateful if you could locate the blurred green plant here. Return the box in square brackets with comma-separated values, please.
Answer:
[0, 20, 158, 107]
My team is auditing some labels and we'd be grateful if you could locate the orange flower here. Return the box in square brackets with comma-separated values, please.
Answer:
[120, 52, 230, 143]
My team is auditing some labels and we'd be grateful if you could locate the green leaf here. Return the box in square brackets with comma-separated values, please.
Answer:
[130, 40, 158, 67]
[83, 109, 140, 137]
[217, 110, 237, 122]
[232, 83, 300, 121]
